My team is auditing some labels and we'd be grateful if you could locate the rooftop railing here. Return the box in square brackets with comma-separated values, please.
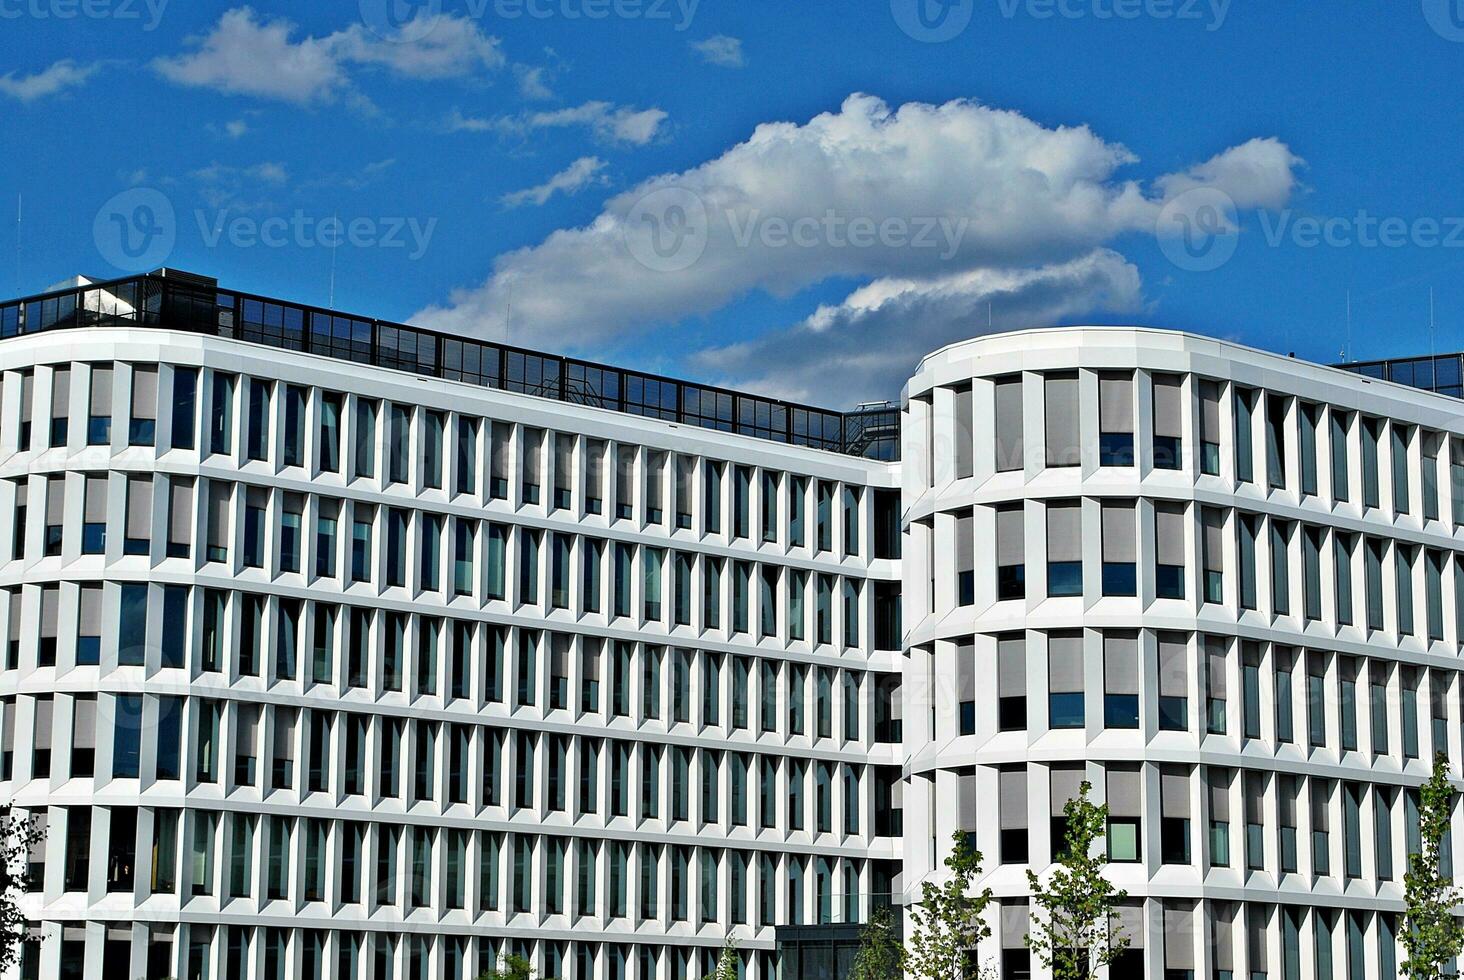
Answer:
[0, 270, 901, 461]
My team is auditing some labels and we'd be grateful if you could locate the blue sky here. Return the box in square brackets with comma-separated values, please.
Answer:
[4, 0, 1464, 406]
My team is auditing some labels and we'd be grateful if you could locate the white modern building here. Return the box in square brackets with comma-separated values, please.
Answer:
[3, 269, 1462, 980]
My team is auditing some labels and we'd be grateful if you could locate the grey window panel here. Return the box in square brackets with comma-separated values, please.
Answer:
[72, 696, 96, 750]
[131, 367, 158, 417]
[953, 386, 974, 479]
[997, 636, 1026, 696]
[1158, 633, 1187, 699]
[585, 440, 605, 494]
[491, 422, 511, 482]
[1116, 903, 1145, 950]
[19, 373, 32, 425]
[523, 428, 544, 485]
[1106, 765, 1141, 817]
[1153, 373, 1184, 439]
[40, 589, 58, 639]
[1155, 505, 1186, 566]
[1278, 776, 1299, 826]
[1048, 632, 1084, 692]
[957, 772, 978, 832]
[1202, 508, 1224, 572]
[994, 377, 1024, 471]
[33, 697, 53, 749]
[45, 477, 65, 525]
[78, 587, 102, 636]
[208, 484, 230, 547]
[1044, 373, 1079, 466]
[1104, 633, 1140, 696]
[999, 768, 1028, 829]
[1161, 767, 1191, 817]
[1208, 768, 1231, 821]
[957, 641, 975, 703]
[1001, 902, 1030, 949]
[169, 480, 193, 543]
[1247, 908, 1268, 970]
[50, 368, 70, 415]
[1165, 902, 1197, 970]
[89, 366, 113, 415]
[996, 506, 1024, 565]
[1311, 781, 1329, 830]
[1098, 373, 1134, 433]
[1046, 502, 1082, 563]
[955, 512, 974, 574]
[1206, 637, 1228, 699]
[126, 478, 152, 539]
[1244, 772, 1265, 825]
[1050, 765, 1085, 817]
[1101, 504, 1136, 563]
[554, 435, 573, 491]
[8, 592, 20, 641]
[83, 475, 108, 523]
[0, 709, 11, 754]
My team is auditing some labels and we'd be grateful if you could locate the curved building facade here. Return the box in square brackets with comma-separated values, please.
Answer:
[903, 328, 1464, 980]
[1, 270, 1459, 980]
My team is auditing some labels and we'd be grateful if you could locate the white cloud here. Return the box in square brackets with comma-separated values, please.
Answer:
[224, 119, 249, 138]
[515, 65, 554, 100]
[0, 60, 100, 102]
[153, 7, 503, 105]
[192, 161, 289, 184]
[414, 94, 1301, 400]
[456, 100, 668, 145]
[692, 35, 745, 68]
[501, 157, 609, 208]
[693, 251, 1143, 404]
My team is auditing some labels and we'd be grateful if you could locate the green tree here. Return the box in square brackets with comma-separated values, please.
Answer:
[1025, 781, 1130, 980]
[850, 905, 904, 980]
[0, 806, 43, 975]
[702, 938, 738, 980]
[476, 953, 548, 980]
[904, 830, 995, 980]
[1401, 752, 1464, 979]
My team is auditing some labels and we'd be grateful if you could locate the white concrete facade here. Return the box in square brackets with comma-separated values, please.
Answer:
[6, 318, 1464, 980]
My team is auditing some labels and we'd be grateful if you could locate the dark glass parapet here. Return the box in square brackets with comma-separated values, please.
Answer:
[1337, 353, 1464, 398]
[1, 270, 901, 461]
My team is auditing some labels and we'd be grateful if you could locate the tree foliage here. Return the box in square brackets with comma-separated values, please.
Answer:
[476, 953, 551, 980]
[904, 830, 995, 980]
[851, 905, 904, 980]
[702, 938, 739, 980]
[0, 806, 43, 975]
[1401, 752, 1464, 979]
[1025, 781, 1129, 980]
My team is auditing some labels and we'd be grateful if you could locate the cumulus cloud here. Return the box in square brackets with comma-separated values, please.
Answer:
[0, 60, 101, 102]
[692, 35, 745, 68]
[515, 65, 554, 100]
[694, 251, 1143, 404]
[153, 7, 503, 105]
[501, 157, 609, 209]
[452, 100, 668, 145]
[414, 94, 1302, 402]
